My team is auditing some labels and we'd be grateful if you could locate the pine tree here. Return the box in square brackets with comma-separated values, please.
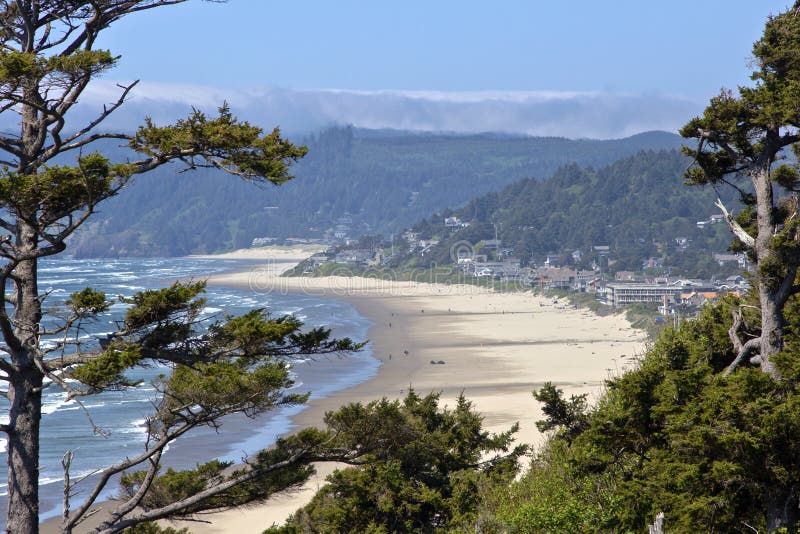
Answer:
[0, 3, 360, 532]
[681, 2, 800, 384]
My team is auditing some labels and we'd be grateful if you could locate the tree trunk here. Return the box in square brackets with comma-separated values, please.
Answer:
[766, 486, 799, 533]
[753, 155, 784, 379]
[6, 367, 43, 534]
[6, 221, 44, 533]
[759, 285, 785, 379]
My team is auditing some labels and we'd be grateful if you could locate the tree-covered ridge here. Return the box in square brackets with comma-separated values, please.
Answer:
[69, 129, 683, 257]
[402, 149, 737, 275]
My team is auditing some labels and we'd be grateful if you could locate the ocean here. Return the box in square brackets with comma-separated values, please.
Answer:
[0, 257, 377, 523]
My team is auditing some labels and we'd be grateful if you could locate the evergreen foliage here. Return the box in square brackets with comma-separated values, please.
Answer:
[401, 150, 737, 275]
[266, 391, 526, 534]
[681, 1, 800, 385]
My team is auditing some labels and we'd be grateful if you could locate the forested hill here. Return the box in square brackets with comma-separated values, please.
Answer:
[70, 127, 682, 257]
[401, 149, 739, 275]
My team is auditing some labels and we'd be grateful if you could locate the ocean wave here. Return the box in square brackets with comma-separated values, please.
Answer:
[42, 394, 73, 415]
[117, 419, 148, 435]
[40, 277, 88, 285]
[109, 274, 139, 282]
[39, 265, 94, 273]
[55, 405, 82, 412]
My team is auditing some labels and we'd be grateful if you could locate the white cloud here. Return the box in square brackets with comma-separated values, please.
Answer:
[71, 82, 703, 139]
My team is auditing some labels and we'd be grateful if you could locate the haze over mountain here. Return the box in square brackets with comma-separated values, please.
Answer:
[59, 82, 700, 140]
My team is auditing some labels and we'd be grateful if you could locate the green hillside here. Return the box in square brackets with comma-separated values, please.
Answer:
[69, 128, 683, 257]
[399, 149, 739, 276]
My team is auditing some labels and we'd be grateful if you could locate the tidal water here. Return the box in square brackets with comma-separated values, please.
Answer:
[0, 257, 376, 523]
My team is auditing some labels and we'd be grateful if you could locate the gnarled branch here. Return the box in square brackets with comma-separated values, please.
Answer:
[724, 308, 761, 376]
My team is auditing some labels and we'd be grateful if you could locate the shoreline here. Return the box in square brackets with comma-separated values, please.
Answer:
[41, 248, 644, 532]
[160, 261, 644, 532]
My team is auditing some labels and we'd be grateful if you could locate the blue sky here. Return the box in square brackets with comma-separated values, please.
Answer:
[89, 1, 793, 138]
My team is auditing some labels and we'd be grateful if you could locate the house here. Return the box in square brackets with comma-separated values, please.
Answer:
[675, 237, 690, 250]
[713, 253, 747, 268]
[697, 214, 725, 228]
[680, 291, 720, 307]
[585, 277, 604, 294]
[418, 240, 440, 256]
[724, 275, 749, 290]
[643, 257, 663, 269]
[658, 294, 677, 316]
[444, 216, 469, 230]
[284, 237, 313, 245]
[308, 252, 332, 266]
[251, 237, 277, 247]
[533, 268, 594, 291]
[334, 249, 374, 265]
[544, 254, 560, 268]
[333, 225, 349, 239]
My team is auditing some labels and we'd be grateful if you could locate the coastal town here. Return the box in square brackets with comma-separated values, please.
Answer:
[263, 210, 750, 318]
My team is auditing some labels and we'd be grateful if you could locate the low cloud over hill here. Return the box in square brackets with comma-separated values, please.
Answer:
[70, 82, 700, 139]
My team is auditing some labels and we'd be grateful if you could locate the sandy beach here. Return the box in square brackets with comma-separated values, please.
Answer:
[40, 247, 643, 533]
[156, 249, 645, 533]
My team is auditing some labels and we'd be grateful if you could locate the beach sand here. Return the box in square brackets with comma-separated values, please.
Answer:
[157, 263, 644, 533]
[188, 244, 327, 263]
[43, 249, 643, 533]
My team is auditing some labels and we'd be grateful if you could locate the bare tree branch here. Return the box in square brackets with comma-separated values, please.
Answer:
[715, 197, 756, 249]
[66, 422, 195, 531]
[101, 449, 163, 527]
